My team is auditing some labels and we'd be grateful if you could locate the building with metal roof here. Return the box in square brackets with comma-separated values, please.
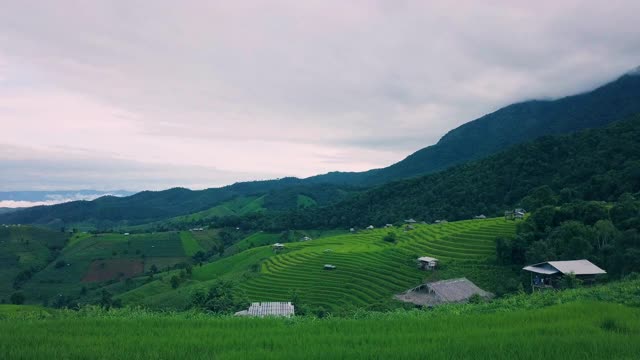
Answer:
[523, 260, 606, 290]
[523, 259, 606, 276]
[235, 302, 295, 317]
[395, 278, 492, 306]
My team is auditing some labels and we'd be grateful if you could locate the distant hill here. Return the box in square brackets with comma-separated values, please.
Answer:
[305, 70, 640, 185]
[0, 181, 355, 229]
[256, 114, 640, 229]
[0, 208, 17, 216]
[3, 69, 639, 228]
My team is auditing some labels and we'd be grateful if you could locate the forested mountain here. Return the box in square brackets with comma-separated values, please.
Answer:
[0, 180, 356, 228]
[3, 69, 639, 229]
[237, 114, 640, 230]
[305, 70, 640, 185]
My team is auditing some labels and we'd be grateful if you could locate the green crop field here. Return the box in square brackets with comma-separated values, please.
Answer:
[13, 231, 188, 305]
[237, 219, 515, 311]
[0, 226, 69, 300]
[120, 218, 516, 311]
[0, 299, 639, 359]
[180, 231, 204, 256]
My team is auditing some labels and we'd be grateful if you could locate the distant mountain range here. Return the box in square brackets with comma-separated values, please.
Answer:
[268, 114, 640, 229]
[305, 70, 640, 185]
[2, 68, 640, 228]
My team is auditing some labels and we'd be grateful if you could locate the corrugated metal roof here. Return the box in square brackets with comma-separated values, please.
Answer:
[417, 256, 438, 262]
[523, 260, 606, 275]
[246, 302, 294, 317]
[427, 278, 491, 302]
[548, 260, 606, 275]
[522, 262, 560, 275]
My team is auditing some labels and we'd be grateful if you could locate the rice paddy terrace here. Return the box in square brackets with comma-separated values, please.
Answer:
[236, 218, 515, 311]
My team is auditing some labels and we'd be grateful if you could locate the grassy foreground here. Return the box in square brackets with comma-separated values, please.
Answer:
[1, 301, 639, 359]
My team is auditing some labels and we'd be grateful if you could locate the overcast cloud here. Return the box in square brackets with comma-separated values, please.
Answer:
[1, 0, 640, 191]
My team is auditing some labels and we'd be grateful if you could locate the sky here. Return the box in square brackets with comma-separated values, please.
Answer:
[1, 0, 640, 193]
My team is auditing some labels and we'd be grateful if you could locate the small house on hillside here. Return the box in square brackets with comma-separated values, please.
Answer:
[395, 278, 492, 306]
[272, 243, 285, 252]
[235, 302, 295, 317]
[505, 209, 526, 220]
[417, 256, 438, 270]
[474, 214, 487, 219]
[366, 225, 374, 230]
[301, 236, 312, 241]
[384, 224, 394, 228]
[349, 228, 356, 233]
[523, 259, 606, 290]
[324, 264, 337, 270]
[404, 219, 417, 224]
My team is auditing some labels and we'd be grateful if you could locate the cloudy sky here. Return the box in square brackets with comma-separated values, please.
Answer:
[2, 1, 640, 192]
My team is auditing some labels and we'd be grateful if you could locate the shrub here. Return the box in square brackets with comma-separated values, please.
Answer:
[383, 232, 397, 243]
[10, 291, 25, 305]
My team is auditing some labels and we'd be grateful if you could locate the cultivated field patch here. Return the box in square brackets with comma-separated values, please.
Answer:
[82, 259, 144, 282]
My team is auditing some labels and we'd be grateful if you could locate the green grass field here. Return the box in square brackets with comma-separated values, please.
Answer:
[0, 226, 69, 300]
[14, 231, 188, 304]
[0, 300, 638, 359]
[180, 231, 204, 256]
[119, 218, 516, 311]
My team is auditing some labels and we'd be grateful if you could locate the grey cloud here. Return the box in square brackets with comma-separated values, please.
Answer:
[1, 1, 640, 190]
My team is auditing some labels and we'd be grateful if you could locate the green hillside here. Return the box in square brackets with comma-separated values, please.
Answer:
[254, 114, 640, 230]
[14, 231, 190, 305]
[119, 218, 516, 311]
[126, 196, 266, 231]
[306, 71, 640, 185]
[0, 226, 69, 301]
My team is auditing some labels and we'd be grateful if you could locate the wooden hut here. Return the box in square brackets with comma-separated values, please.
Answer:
[417, 256, 438, 270]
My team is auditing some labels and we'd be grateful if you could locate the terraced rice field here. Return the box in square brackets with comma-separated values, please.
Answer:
[238, 218, 515, 311]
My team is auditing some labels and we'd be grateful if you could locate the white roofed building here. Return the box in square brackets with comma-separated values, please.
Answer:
[235, 302, 295, 317]
[523, 259, 606, 290]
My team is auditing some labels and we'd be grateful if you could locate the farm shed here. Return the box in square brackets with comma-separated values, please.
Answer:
[395, 278, 492, 306]
[417, 256, 438, 270]
[404, 219, 417, 223]
[366, 225, 375, 230]
[272, 243, 285, 252]
[523, 259, 606, 290]
[235, 302, 295, 317]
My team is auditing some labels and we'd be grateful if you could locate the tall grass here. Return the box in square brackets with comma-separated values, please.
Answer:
[0, 302, 638, 359]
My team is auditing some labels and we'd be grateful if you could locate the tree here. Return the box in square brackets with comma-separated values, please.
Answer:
[170, 275, 180, 289]
[383, 232, 397, 243]
[10, 291, 25, 305]
[190, 280, 248, 314]
[95, 289, 122, 309]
